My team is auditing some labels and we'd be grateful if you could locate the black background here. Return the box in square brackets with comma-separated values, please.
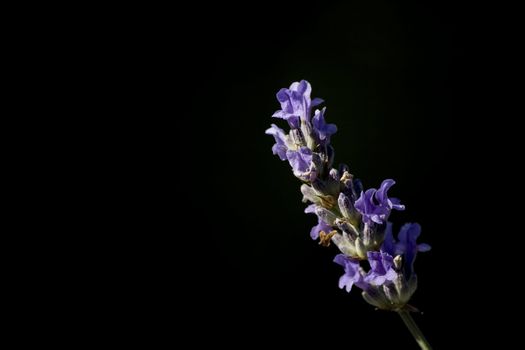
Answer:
[126, 0, 518, 347]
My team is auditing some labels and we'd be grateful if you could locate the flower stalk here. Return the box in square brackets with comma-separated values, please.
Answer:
[398, 311, 433, 350]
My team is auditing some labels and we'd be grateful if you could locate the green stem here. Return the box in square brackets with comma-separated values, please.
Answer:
[397, 311, 433, 350]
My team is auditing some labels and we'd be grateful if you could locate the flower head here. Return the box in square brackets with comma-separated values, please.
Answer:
[266, 81, 431, 314]
[272, 80, 323, 128]
[266, 80, 330, 182]
[354, 179, 405, 225]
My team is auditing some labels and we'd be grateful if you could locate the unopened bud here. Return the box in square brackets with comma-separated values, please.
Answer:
[338, 192, 354, 219]
[331, 232, 357, 257]
[335, 218, 358, 240]
[362, 289, 390, 310]
[300, 184, 319, 204]
[315, 207, 337, 225]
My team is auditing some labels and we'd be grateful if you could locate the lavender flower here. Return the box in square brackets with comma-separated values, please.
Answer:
[356, 222, 432, 311]
[395, 223, 431, 278]
[265, 126, 318, 181]
[365, 251, 397, 285]
[265, 124, 288, 161]
[333, 254, 365, 292]
[266, 80, 338, 183]
[286, 147, 316, 181]
[305, 204, 333, 239]
[272, 80, 323, 127]
[312, 107, 337, 145]
[266, 81, 431, 329]
[354, 179, 405, 225]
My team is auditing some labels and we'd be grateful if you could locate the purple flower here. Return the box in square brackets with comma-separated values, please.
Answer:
[305, 204, 332, 239]
[334, 254, 364, 292]
[365, 251, 397, 285]
[286, 147, 316, 181]
[354, 179, 405, 225]
[395, 223, 431, 276]
[272, 80, 323, 128]
[312, 107, 337, 144]
[265, 124, 289, 161]
[310, 220, 332, 240]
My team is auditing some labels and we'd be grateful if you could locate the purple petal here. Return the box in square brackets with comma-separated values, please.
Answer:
[304, 204, 317, 214]
[418, 243, 432, 252]
[385, 268, 397, 282]
[272, 110, 285, 119]
[286, 147, 312, 175]
[375, 179, 395, 204]
[365, 251, 397, 286]
[389, 197, 405, 211]
[333, 254, 363, 292]
[271, 144, 287, 161]
[367, 253, 384, 274]
[356, 189, 375, 213]
[339, 275, 354, 292]
[333, 254, 347, 267]
[310, 218, 332, 240]
[295, 80, 311, 96]
[311, 97, 324, 107]
[276, 88, 291, 105]
[265, 124, 288, 161]
[380, 222, 395, 255]
[287, 115, 300, 129]
[396, 223, 429, 277]
[312, 108, 337, 142]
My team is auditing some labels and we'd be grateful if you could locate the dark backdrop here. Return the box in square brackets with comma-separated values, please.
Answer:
[135, 0, 517, 348]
